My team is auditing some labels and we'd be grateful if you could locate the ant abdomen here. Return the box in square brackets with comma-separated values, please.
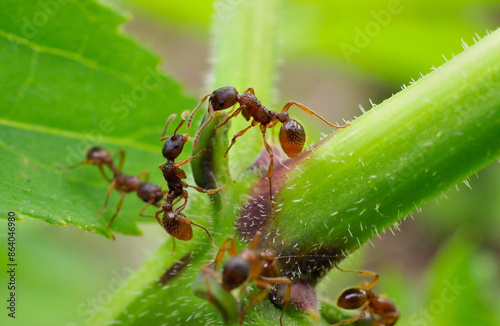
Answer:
[279, 119, 306, 158]
[222, 256, 251, 291]
[337, 288, 368, 310]
[162, 212, 193, 241]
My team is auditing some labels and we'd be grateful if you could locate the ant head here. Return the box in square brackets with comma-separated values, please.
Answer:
[209, 86, 238, 111]
[261, 251, 275, 264]
[222, 256, 250, 291]
[162, 134, 189, 160]
[337, 288, 368, 310]
[86, 146, 112, 165]
[279, 119, 306, 158]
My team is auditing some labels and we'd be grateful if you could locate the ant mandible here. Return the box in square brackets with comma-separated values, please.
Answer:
[201, 231, 291, 325]
[154, 111, 224, 243]
[331, 266, 399, 326]
[187, 86, 349, 212]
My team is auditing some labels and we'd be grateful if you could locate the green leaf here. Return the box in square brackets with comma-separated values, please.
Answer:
[0, 0, 198, 237]
[116, 0, 500, 83]
[417, 234, 499, 326]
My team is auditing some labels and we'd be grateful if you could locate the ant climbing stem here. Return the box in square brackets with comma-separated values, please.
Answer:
[156, 111, 224, 244]
[201, 231, 291, 326]
[331, 265, 399, 326]
[187, 86, 350, 218]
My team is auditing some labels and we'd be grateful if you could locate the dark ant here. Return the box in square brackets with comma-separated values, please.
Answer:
[154, 112, 224, 243]
[201, 231, 291, 325]
[331, 266, 399, 326]
[187, 86, 349, 213]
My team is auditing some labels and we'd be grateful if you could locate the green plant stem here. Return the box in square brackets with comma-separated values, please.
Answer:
[260, 29, 500, 263]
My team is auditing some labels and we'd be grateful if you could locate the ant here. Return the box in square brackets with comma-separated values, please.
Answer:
[201, 231, 291, 325]
[154, 111, 224, 243]
[187, 86, 349, 213]
[331, 266, 399, 326]
[66, 147, 169, 232]
[99, 150, 168, 229]
[59, 146, 117, 181]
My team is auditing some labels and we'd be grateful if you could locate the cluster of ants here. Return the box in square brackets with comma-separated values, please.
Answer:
[70, 87, 398, 325]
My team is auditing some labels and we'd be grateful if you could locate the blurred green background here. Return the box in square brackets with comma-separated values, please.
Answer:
[1, 0, 499, 325]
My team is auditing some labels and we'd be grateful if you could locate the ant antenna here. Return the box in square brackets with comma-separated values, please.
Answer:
[160, 114, 177, 141]
[187, 93, 210, 129]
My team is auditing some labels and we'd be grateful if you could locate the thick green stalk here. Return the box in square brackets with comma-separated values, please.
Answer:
[248, 29, 500, 274]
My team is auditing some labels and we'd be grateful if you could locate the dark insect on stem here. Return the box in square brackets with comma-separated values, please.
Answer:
[331, 266, 399, 326]
[155, 112, 224, 246]
[200, 231, 291, 326]
[187, 86, 349, 217]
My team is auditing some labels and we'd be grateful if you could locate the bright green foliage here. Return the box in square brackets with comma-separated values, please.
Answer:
[116, 0, 500, 83]
[0, 0, 198, 237]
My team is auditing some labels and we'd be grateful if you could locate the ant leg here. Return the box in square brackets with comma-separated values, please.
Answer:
[258, 276, 292, 326]
[117, 150, 126, 171]
[159, 114, 177, 141]
[187, 93, 211, 129]
[330, 311, 366, 326]
[175, 149, 207, 167]
[211, 237, 238, 269]
[335, 265, 380, 291]
[249, 231, 262, 250]
[281, 101, 350, 129]
[190, 221, 214, 244]
[260, 125, 275, 218]
[215, 107, 242, 130]
[96, 164, 112, 182]
[137, 171, 149, 182]
[106, 192, 125, 228]
[243, 87, 255, 95]
[99, 180, 117, 215]
[185, 183, 225, 195]
[139, 200, 156, 218]
[224, 122, 257, 158]
[193, 103, 215, 149]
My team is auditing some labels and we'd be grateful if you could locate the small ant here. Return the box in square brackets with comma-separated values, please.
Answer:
[99, 150, 168, 229]
[187, 86, 349, 212]
[201, 231, 291, 325]
[331, 266, 399, 326]
[59, 146, 117, 181]
[154, 112, 224, 243]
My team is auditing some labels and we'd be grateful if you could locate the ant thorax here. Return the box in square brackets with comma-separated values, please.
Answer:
[114, 173, 141, 193]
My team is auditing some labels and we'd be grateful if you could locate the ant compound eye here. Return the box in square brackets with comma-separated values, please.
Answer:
[219, 99, 225, 107]
[174, 143, 179, 149]
[279, 119, 306, 158]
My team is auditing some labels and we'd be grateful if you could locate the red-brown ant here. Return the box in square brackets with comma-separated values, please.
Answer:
[331, 266, 399, 326]
[187, 86, 349, 212]
[154, 112, 224, 243]
[201, 231, 291, 325]
[99, 150, 168, 229]
[59, 146, 117, 181]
